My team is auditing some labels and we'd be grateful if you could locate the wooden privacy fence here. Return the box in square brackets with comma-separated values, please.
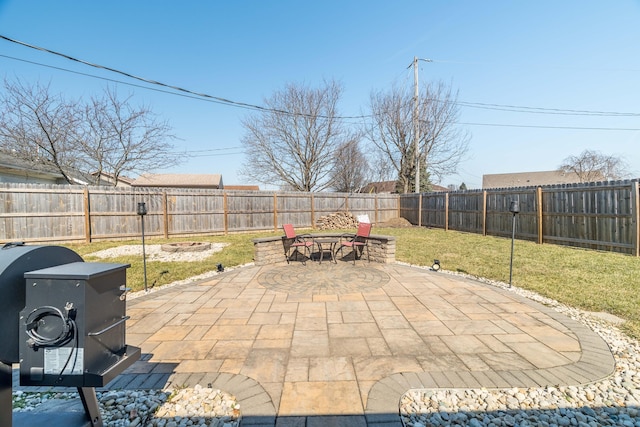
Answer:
[400, 179, 640, 256]
[3, 180, 638, 256]
[0, 183, 399, 243]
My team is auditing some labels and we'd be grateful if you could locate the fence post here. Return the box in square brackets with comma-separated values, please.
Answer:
[273, 193, 278, 231]
[162, 191, 169, 238]
[223, 192, 228, 235]
[632, 181, 639, 257]
[537, 186, 543, 245]
[482, 190, 487, 236]
[418, 193, 422, 227]
[445, 192, 449, 231]
[83, 187, 91, 243]
[311, 193, 315, 229]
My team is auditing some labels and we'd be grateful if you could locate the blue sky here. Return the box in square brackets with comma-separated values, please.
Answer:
[0, 1, 638, 189]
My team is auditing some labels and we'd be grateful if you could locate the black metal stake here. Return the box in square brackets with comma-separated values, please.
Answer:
[137, 202, 148, 293]
[509, 200, 520, 287]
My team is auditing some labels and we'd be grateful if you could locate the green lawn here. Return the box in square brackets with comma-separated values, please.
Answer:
[381, 226, 640, 339]
[65, 226, 640, 338]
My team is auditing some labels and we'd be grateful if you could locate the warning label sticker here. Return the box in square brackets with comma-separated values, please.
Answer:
[43, 347, 84, 375]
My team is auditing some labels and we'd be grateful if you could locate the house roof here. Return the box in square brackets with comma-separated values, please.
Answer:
[430, 184, 449, 192]
[0, 150, 92, 184]
[0, 151, 64, 179]
[361, 181, 450, 193]
[361, 181, 397, 193]
[131, 173, 223, 188]
[224, 185, 260, 191]
[482, 170, 596, 189]
[90, 171, 135, 186]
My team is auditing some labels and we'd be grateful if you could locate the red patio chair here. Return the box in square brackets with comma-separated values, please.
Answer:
[282, 224, 314, 265]
[339, 222, 371, 264]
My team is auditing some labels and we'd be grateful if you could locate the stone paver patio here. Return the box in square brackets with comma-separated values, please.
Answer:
[15, 261, 616, 426]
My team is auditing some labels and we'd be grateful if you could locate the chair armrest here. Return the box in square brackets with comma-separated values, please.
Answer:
[339, 233, 355, 243]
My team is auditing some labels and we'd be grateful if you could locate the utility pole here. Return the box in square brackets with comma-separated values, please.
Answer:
[411, 56, 432, 193]
[413, 56, 420, 193]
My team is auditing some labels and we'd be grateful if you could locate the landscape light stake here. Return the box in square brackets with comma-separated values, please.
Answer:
[137, 202, 148, 292]
[509, 200, 520, 287]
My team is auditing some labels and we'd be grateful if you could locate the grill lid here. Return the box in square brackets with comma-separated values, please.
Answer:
[0, 244, 82, 364]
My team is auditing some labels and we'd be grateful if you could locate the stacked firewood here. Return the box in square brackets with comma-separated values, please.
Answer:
[315, 212, 359, 230]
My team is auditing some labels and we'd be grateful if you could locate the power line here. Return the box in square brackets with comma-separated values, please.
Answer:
[455, 100, 640, 117]
[2, 36, 639, 130]
[180, 151, 244, 157]
[0, 53, 266, 110]
[0, 35, 369, 120]
[0, 35, 270, 111]
[181, 146, 243, 153]
[458, 122, 640, 131]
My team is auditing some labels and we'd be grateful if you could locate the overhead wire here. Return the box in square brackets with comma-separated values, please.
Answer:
[454, 100, 640, 117]
[2, 34, 639, 131]
[0, 53, 265, 110]
[456, 122, 640, 131]
[0, 35, 369, 120]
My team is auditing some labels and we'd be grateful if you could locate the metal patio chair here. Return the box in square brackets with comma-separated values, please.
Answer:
[339, 222, 371, 264]
[283, 224, 314, 265]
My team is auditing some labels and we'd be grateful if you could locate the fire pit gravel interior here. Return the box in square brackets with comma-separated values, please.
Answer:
[160, 242, 212, 253]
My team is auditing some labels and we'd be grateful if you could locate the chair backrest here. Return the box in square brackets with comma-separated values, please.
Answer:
[355, 222, 372, 238]
[283, 223, 297, 239]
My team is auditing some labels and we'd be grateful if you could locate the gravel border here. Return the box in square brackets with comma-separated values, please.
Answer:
[398, 263, 639, 427]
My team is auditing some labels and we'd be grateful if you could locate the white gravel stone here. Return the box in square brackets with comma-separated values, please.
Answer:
[14, 387, 240, 427]
[87, 243, 228, 263]
[399, 264, 640, 427]
[85, 242, 255, 300]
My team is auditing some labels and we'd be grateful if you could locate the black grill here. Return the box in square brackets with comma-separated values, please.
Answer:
[0, 243, 83, 364]
[20, 262, 137, 388]
[0, 243, 140, 427]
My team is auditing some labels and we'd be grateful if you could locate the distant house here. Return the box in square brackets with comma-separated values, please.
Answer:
[224, 185, 260, 191]
[361, 181, 397, 193]
[482, 170, 603, 189]
[361, 181, 450, 194]
[0, 152, 69, 184]
[430, 184, 450, 192]
[131, 173, 223, 189]
[90, 172, 135, 187]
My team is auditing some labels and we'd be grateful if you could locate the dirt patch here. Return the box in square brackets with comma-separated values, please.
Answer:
[377, 217, 415, 228]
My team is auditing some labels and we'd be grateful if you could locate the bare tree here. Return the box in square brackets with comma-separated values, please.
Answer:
[559, 149, 631, 182]
[0, 79, 81, 182]
[365, 85, 413, 193]
[365, 80, 469, 193]
[331, 138, 370, 193]
[78, 87, 181, 185]
[239, 80, 351, 192]
[0, 79, 180, 185]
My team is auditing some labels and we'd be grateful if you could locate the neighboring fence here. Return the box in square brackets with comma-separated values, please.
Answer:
[400, 179, 640, 256]
[0, 183, 399, 243]
[2, 180, 638, 256]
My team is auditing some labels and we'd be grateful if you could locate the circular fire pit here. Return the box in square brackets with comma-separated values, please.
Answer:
[160, 242, 212, 253]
